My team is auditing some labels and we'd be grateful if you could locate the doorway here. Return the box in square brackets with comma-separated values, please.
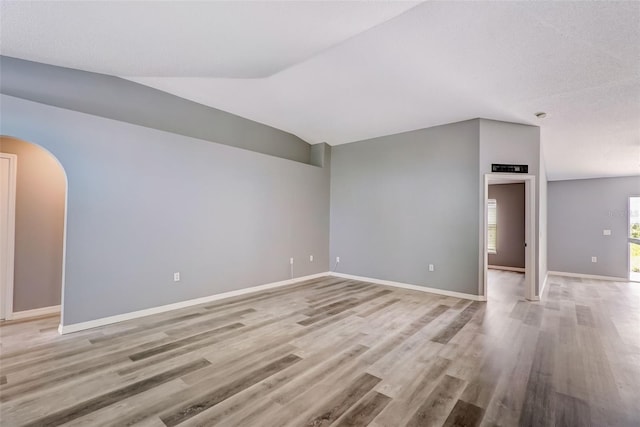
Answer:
[630, 196, 640, 282]
[0, 136, 67, 321]
[486, 181, 526, 301]
[481, 174, 536, 301]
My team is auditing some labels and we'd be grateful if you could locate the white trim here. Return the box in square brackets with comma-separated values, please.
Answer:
[488, 265, 525, 273]
[629, 195, 640, 281]
[540, 272, 549, 298]
[11, 305, 60, 320]
[548, 271, 629, 282]
[58, 272, 330, 334]
[0, 153, 17, 320]
[482, 174, 536, 301]
[59, 155, 69, 327]
[330, 272, 486, 301]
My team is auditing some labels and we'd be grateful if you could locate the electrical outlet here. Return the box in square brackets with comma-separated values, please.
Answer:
[309, 255, 313, 262]
[290, 257, 294, 265]
[173, 272, 180, 282]
[603, 229, 611, 236]
[591, 256, 597, 263]
[336, 256, 340, 263]
[429, 264, 434, 272]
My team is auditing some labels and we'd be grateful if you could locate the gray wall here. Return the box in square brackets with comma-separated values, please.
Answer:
[0, 56, 311, 164]
[330, 120, 480, 295]
[488, 183, 525, 268]
[1, 94, 330, 325]
[539, 148, 548, 286]
[0, 137, 65, 311]
[548, 176, 640, 278]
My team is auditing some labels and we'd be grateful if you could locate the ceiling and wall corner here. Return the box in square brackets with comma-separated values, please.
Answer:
[0, 56, 313, 164]
[1, 1, 638, 180]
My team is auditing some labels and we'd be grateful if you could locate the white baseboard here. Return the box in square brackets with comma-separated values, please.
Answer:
[330, 272, 486, 301]
[539, 272, 549, 298]
[548, 271, 628, 282]
[59, 272, 330, 334]
[488, 265, 525, 273]
[10, 305, 60, 320]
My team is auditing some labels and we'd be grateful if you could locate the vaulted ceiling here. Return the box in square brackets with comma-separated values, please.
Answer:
[2, 1, 639, 180]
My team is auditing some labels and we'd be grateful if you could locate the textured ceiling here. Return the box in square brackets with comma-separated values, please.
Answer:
[2, 1, 639, 180]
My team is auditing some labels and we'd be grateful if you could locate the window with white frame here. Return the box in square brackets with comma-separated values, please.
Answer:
[488, 199, 497, 254]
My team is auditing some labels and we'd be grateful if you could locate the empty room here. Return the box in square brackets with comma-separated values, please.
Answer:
[0, 1, 639, 426]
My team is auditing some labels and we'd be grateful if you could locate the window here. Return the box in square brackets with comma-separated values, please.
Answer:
[487, 199, 497, 254]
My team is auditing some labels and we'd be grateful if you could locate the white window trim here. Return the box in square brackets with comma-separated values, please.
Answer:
[487, 198, 497, 254]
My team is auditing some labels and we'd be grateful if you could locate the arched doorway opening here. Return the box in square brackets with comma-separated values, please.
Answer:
[0, 136, 67, 323]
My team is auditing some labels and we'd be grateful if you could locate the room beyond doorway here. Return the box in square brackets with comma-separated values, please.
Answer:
[0, 136, 67, 321]
[487, 182, 525, 272]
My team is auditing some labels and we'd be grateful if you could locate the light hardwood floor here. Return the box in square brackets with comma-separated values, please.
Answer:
[1, 271, 639, 426]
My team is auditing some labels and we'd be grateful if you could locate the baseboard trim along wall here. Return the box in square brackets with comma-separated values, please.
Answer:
[330, 272, 486, 301]
[548, 271, 629, 282]
[11, 305, 61, 320]
[540, 272, 549, 298]
[488, 265, 525, 273]
[58, 272, 330, 334]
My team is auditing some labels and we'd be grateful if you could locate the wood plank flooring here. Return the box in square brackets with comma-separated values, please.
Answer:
[1, 271, 639, 426]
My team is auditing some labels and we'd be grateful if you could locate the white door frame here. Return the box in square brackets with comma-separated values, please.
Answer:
[0, 153, 17, 320]
[629, 196, 640, 282]
[481, 173, 536, 301]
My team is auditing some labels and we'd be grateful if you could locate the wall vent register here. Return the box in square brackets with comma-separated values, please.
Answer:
[491, 164, 528, 173]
